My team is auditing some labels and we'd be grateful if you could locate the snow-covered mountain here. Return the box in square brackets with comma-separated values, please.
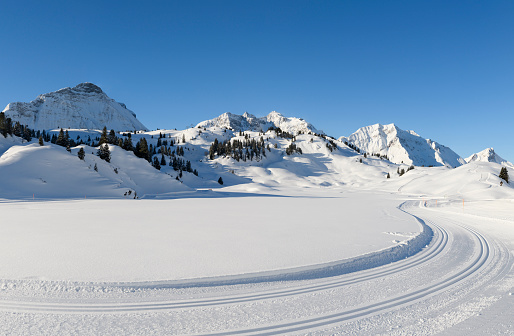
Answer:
[196, 111, 323, 135]
[465, 148, 512, 167]
[342, 123, 465, 167]
[2, 83, 148, 131]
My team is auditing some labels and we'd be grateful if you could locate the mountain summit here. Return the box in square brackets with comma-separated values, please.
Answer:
[2, 83, 148, 131]
[342, 123, 465, 167]
[465, 148, 512, 166]
[195, 111, 323, 135]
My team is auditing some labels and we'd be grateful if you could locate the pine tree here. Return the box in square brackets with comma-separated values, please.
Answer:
[99, 126, 108, 145]
[23, 127, 32, 141]
[93, 163, 98, 172]
[218, 177, 224, 185]
[152, 156, 161, 170]
[134, 138, 150, 161]
[97, 144, 111, 162]
[38, 135, 44, 146]
[13, 122, 22, 137]
[499, 167, 509, 183]
[123, 134, 133, 151]
[77, 147, 85, 160]
[108, 129, 116, 144]
[160, 154, 166, 166]
[386, 172, 390, 179]
[56, 128, 66, 147]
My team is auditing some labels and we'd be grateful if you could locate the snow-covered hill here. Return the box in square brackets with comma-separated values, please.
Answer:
[342, 123, 465, 167]
[2, 83, 148, 131]
[0, 137, 189, 199]
[395, 161, 514, 200]
[465, 148, 512, 167]
[196, 111, 323, 135]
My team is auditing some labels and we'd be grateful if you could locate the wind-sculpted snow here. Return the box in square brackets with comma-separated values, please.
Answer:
[196, 111, 323, 135]
[344, 123, 465, 167]
[2, 83, 148, 131]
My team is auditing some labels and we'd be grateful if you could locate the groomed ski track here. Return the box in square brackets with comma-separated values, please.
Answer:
[0, 200, 511, 335]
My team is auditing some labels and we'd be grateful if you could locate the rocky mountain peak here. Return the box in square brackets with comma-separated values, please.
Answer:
[2, 83, 147, 131]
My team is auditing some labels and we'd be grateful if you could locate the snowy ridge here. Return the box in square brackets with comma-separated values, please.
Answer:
[2, 83, 148, 131]
[466, 147, 513, 167]
[343, 123, 465, 167]
[196, 111, 323, 135]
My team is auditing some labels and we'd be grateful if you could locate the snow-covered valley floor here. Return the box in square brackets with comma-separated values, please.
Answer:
[0, 188, 512, 335]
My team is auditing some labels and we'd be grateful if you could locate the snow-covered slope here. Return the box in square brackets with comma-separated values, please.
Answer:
[2, 83, 148, 131]
[0, 139, 189, 199]
[342, 123, 465, 167]
[465, 147, 512, 166]
[396, 161, 514, 200]
[196, 111, 323, 135]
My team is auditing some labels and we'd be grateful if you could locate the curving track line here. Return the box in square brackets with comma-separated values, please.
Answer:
[0, 201, 505, 336]
[0, 202, 446, 313]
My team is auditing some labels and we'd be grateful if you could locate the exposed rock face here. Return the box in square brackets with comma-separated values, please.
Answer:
[2, 83, 148, 131]
[196, 111, 322, 135]
[341, 123, 465, 167]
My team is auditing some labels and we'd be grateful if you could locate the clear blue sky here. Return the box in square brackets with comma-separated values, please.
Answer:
[1, 1, 513, 162]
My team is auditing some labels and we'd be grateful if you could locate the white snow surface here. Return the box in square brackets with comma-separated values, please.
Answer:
[195, 111, 323, 135]
[0, 190, 423, 282]
[343, 123, 466, 167]
[2, 83, 148, 131]
[0, 117, 513, 334]
[0, 140, 189, 199]
[465, 147, 513, 166]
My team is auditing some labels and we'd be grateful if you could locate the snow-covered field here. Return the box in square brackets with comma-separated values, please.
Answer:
[0, 187, 512, 335]
[0, 190, 425, 282]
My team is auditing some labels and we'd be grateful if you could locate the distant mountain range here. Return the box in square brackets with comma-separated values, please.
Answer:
[0, 83, 510, 171]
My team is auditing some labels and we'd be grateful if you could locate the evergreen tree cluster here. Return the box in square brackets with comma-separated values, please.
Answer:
[285, 142, 302, 155]
[499, 167, 509, 183]
[0, 112, 37, 142]
[344, 141, 361, 153]
[209, 137, 268, 162]
[343, 140, 388, 160]
[325, 139, 338, 152]
[169, 156, 196, 175]
[267, 127, 294, 139]
[97, 144, 111, 162]
[133, 137, 150, 161]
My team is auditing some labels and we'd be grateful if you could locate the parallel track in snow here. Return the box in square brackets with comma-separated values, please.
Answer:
[0, 201, 508, 336]
[209, 216, 493, 335]
[0, 203, 446, 314]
